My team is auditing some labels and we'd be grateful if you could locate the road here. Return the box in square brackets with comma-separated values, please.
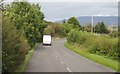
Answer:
[25, 39, 115, 72]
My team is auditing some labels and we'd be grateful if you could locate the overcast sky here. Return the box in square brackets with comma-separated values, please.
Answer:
[4, 0, 119, 2]
[3, 0, 119, 21]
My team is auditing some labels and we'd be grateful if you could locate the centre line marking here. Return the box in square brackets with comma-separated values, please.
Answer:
[67, 67, 71, 72]
[61, 62, 63, 64]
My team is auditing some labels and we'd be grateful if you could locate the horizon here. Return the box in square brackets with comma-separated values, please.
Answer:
[39, 2, 118, 22]
[56, 16, 118, 26]
[2, 1, 118, 22]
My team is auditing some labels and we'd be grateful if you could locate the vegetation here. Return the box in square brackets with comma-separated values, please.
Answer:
[65, 42, 119, 71]
[2, 17, 30, 72]
[16, 44, 38, 72]
[67, 16, 82, 30]
[3, 2, 47, 47]
[109, 31, 118, 38]
[83, 23, 92, 32]
[67, 29, 118, 60]
[2, 2, 46, 72]
[44, 22, 66, 37]
[2, 1, 118, 72]
[94, 22, 109, 34]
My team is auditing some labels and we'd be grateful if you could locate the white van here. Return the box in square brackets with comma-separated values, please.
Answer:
[43, 35, 52, 45]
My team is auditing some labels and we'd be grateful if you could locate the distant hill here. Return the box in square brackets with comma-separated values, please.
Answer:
[56, 16, 118, 26]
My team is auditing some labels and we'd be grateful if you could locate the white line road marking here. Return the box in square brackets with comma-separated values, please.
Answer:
[67, 67, 71, 72]
[61, 61, 63, 64]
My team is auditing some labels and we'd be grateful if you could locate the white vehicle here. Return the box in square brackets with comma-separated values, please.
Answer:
[43, 35, 52, 45]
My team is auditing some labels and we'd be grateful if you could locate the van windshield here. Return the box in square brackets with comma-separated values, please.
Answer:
[43, 35, 51, 40]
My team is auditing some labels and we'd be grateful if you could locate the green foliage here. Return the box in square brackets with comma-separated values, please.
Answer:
[67, 29, 118, 60]
[2, 2, 46, 72]
[44, 26, 55, 35]
[2, 17, 30, 72]
[65, 42, 118, 71]
[94, 22, 109, 34]
[67, 29, 79, 43]
[61, 23, 74, 35]
[109, 31, 118, 38]
[63, 19, 66, 23]
[88, 36, 118, 60]
[67, 16, 82, 30]
[44, 22, 66, 37]
[83, 23, 92, 32]
[4, 2, 46, 47]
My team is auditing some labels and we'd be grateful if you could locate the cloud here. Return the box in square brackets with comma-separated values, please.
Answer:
[3, 0, 118, 21]
[3, 0, 119, 2]
[40, 2, 118, 21]
[28, 0, 119, 2]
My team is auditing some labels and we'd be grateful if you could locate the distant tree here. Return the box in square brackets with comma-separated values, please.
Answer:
[67, 16, 82, 30]
[95, 22, 108, 34]
[61, 23, 74, 34]
[84, 23, 92, 32]
[63, 19, 66, 23]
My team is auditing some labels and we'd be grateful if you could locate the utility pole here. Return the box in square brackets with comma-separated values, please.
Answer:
[91, 16, 94, 33]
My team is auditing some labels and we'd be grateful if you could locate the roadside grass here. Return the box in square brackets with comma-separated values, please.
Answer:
[52, 37, 61, 40]
[64, 42, 119, 72]
[52, 37, 66, 40]
[16, 43, 39, 72]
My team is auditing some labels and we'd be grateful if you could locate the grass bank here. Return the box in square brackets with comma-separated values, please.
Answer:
[16, 43, 39, 72]
[65, 42, 119, 72]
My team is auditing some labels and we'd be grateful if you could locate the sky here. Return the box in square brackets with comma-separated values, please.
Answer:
[3, 0, 120, 2]
[3, 0, 119, 21]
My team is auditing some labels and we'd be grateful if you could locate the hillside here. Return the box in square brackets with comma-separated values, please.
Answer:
[56, 16, 118, 26]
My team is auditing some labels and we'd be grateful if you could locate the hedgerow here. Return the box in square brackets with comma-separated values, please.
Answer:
[2, 17, 30, 72]
[67, 29, 118, 60]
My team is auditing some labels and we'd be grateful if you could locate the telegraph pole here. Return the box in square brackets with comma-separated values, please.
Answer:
[91, 16, 94, 33]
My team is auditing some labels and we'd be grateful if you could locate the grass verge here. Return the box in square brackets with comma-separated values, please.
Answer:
[64, 42, 119, 72]
[16, 43, 39, 72]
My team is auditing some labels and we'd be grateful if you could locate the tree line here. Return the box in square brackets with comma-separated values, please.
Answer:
[2, 2, 47, 72]
[45, 16, 118, 38]
[44, 16, 119, 61]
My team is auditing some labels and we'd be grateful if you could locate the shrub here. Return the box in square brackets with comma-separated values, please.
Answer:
[45, 22, 67, 37]
[67, 29, 118, 60]
[109, 31, 118, 38]
[61, 23, 74, 35]
[88, 36, 118, 59]
[44, 26, 55, 36]
[2, 17, 30, 72]
[67, 29, 79, 43]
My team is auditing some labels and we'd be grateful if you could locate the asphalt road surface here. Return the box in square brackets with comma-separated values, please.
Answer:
[25, 39, 115, 72]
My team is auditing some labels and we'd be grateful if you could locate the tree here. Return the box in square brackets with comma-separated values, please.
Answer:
[44, 26, 55, 36]
[94, 22, 108, 34]
[84, 23, 92, 32]
[63, 19, 66, 23]
[67, 16, 82, 30]
[4, 2, 46, 47]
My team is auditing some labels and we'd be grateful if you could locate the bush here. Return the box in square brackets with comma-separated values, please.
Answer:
[2, 17, 30, 72]
[44, 26, 55, 36]
[88, 36, 118, 59]
[61, 23, 74, 35]
[45, 22, 66, 37]
[67, 29, 118, 60]
[109, 31, 118, 38]
[67, 29, 79, 43]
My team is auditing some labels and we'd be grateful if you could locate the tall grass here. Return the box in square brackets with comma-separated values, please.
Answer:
[65, 42, 119, 71]
[67, 29, 119, 60]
